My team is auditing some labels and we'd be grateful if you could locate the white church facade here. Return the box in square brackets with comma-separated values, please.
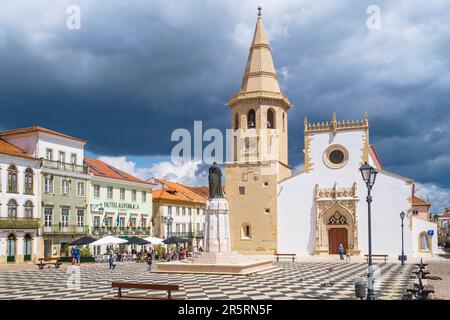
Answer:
[277, 114, 438, 257]
[226, 10, 438, 259]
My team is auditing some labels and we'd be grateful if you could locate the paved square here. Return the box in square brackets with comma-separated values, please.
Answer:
[0, 261, 412, 300]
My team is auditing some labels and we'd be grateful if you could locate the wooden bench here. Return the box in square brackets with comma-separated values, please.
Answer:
[364, 254, 388, 264]
[275, 253, 296, 262]
[36, 258, 61, 269]
[103, 282, 182, 300]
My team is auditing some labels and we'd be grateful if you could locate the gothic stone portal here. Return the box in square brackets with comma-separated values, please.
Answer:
[314, 184, 360, 255]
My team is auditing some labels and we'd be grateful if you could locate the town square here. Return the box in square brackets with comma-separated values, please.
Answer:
[0, 0, 449, 305]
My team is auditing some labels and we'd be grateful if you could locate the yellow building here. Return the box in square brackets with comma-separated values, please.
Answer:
[225, 11, 292, 254]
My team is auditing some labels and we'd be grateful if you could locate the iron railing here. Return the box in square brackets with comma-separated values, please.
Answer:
[0, 217, 40, 229]
[43, 224, 89, 235]
[90, 227, 151, 237]
[42, 159, 88, 174]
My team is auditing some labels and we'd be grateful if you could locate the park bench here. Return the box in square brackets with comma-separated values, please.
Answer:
[274, 253, 296, 262]
[103, 282, 182, 300]
[36, 257, 61, 269]
[364, 254, 388, 264]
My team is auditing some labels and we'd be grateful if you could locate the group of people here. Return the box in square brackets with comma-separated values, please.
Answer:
[338, 244, 352, 261]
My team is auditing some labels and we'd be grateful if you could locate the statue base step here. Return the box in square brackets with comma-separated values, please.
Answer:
[154, 252, 280, 275]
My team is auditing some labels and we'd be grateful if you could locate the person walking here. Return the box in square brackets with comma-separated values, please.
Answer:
[70, 247, 76, 265]
[345, 247, 351, 262]
[338, 244, 345, 260]
[108, 250, 117, 270]
[146, 252, 153, 271]
[74, 246, 81, 265]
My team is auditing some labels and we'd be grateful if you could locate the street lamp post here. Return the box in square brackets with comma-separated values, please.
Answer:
[360, 162, 378, 300]
[400, 211, 406, 266]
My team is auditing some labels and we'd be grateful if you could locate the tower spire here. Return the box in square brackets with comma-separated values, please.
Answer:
[228, 9, 291, 109]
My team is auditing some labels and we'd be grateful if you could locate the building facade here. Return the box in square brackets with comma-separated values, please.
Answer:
[0, 139, 41, 264]
[225, 12, 292, 254]
[85, 158, 152, 244]
[412, 194, 432, 222]
[148, 178, 206, 249]
[277, 114, 438, 257]
[0, 127, 91, 258]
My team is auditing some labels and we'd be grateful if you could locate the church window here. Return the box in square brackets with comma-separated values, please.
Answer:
[264, 208, 270, 214]
[328, 212, 347, 225]
[241, 223, 252, 239]
[329, 150, 345, 165]
[263, 181, 269, 187]
[323, 145, 349, 169]
[239, 186, 245, 195]
[234, 113, 239, 130]
[282, 113, 286, 132]
[267, 109, 275, 129]
[247, 109, 256, 129]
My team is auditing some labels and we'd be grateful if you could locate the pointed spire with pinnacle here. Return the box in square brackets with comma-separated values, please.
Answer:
[228, 7, 291, 108]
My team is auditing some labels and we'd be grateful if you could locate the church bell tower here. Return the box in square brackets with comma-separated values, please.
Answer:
[225, 8, 292, 253]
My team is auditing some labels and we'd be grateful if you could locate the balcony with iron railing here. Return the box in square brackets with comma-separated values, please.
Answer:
[91, 227, 151, 237]
[170, 231, 204, 239]
[42, 159, 88, 174]
[43, 224, 89, 235]
[0, 217, 40, 229]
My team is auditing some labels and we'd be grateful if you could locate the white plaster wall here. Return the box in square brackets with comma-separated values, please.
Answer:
[278, 129, 413, 257]
[36, 133, 85, 165]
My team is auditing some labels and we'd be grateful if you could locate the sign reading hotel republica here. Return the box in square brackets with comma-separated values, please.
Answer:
[93, 202, 140, 212]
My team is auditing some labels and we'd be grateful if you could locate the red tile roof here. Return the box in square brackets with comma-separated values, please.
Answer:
[0, 126, 86, 143]
[0, 138, 36, 159]
[187, 186, 209, 198]
[369, 144, 383, 170]
[84, 157, 146, 184]
[152, 179, 207, 204]
[412, 196, 431, 206]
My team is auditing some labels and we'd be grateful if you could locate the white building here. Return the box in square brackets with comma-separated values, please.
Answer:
[0, 138, 41, 264]
[277, 113, 438, 258]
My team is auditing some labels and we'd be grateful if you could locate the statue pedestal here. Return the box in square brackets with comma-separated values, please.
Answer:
[155, 197, 279, 275]
[204, 198, 231, 253]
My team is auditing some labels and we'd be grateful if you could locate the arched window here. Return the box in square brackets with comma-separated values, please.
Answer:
[7, 199, 18, 218]
[328, 212, 348, 225]
[282, 113, 286, 132]
[241, 223, 252, 239]
[247, 109, 256, 129]
[7, 164, 18, 193]
[24, 168, 34, 194]
[267, 109, 275, 129]
[419, 232, 431, 252]
[234, 113, 239, 130]
[24, 200, 34, 218]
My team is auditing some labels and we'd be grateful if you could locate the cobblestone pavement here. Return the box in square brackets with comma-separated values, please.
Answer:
[0, 261, 411, 300]
[427, 262, 450, 300]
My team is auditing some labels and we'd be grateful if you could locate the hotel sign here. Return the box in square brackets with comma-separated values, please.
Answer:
[103, 201, 140, 212]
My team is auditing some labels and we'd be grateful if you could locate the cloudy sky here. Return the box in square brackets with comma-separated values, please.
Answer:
[1, 0, 449, 212]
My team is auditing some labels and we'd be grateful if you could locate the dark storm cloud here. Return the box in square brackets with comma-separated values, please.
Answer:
[0, 0, 449, 202]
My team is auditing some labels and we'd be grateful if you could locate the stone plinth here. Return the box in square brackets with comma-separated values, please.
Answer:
[154, 197, 280, 275]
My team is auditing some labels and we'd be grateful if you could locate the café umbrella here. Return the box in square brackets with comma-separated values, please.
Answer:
[70, 236, 97, 246]
[126, 236, 151, 246]
[143, 236, 164, 245]
[90, 235, 128, 246]
[163, 236, 188, 245]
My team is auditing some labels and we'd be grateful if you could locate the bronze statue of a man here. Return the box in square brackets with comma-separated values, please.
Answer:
[208, 162, 223, 198]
